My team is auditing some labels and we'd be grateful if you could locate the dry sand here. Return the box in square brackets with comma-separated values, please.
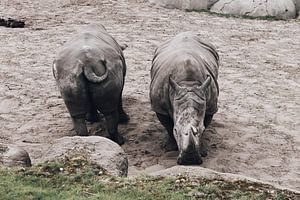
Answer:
[0, 0, 299, 191]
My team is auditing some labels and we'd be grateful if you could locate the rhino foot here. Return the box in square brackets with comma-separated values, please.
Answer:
[163, 137, 178, 152]
[110, 134, 125, 145]
[119, 113, 130, 124]
[73, 117, 89, 136]
[200, 146, 208, 157]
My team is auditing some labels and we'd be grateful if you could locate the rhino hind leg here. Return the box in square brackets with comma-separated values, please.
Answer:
[156, 113, 178, 152]
[86, 102, 101, 123]
[61, 78, 91, 136]
[104, 110, 124, 145]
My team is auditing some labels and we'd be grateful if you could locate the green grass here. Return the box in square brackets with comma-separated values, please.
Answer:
[0, 158, 298, 200]
[186, 9, 282, 21]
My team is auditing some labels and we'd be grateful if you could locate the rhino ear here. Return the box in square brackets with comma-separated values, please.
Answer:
[52, 60, 58, 79]
[200, 75, 211, 91]
[169, 76, 181, 92]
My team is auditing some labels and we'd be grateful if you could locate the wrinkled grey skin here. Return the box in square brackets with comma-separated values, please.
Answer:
[53, 24, 129, 145]
[150, 32, 219, 165]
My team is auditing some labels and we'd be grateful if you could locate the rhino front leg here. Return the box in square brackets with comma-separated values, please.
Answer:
[156, 113, 178, 152]
[104, 110, 125, 145]
[72, 117, 88, 136]
[204, 114, 213, 128]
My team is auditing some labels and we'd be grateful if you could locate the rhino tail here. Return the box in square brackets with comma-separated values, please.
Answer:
[82, 60, 108, 83]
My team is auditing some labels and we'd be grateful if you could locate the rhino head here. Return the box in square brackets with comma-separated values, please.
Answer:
[169, 75, 211, 165]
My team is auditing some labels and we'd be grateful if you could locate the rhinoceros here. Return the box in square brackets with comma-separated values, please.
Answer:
[53, 24, 129, 145]
[150, 32, 219, 165]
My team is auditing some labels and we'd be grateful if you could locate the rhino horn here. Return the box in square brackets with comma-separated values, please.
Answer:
[191, 125, 198, 135]
[169, 76, 182, 92]
[199, 75, 211, 91]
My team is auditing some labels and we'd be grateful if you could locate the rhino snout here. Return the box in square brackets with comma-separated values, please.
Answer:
[177, 150, 202, 165]
[177, 134, 202, 165]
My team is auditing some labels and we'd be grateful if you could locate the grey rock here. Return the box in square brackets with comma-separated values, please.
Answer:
[293, 0, 300, 13]
[41, 136, 128, 176]
[0, 143, 31, 167]
[149, 166, 300, 194]
[211, 0, 296, 19]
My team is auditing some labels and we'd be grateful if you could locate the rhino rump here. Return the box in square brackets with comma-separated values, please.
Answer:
[53, 24, 126, 116]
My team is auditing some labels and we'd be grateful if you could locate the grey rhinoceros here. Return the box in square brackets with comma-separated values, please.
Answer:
[150, 32, 219, 165]
[53, 24, 129, 145]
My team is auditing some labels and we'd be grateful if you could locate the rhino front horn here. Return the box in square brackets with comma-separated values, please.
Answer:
[191, 125, 198, 135]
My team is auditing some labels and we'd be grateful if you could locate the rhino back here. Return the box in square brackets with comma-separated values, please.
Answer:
[150, 32, 219, 115]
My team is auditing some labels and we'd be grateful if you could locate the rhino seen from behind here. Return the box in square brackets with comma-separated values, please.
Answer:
[53, 24, 129, 145]
[150, 32, 219, 165]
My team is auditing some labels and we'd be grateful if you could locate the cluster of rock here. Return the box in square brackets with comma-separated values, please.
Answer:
[149, 0, 300, 19]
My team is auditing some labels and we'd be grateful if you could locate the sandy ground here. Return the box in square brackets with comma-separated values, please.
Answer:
[0, 0, 299, 191]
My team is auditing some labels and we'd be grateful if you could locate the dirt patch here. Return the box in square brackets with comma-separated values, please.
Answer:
[0, 0, 299, 191]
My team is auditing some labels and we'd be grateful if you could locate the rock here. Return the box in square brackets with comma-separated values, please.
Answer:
[0, 18, 25, 28]
[211, 0, 296, 20]
[41, 136, 128, 176]
[149, 0, 219, 11]
[293, 0, 300, 15]
[0, 143, 31, 167]
[148, 166, 300, 194]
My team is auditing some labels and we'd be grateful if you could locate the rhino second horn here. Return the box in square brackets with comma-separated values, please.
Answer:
[169, 76, 182, 91]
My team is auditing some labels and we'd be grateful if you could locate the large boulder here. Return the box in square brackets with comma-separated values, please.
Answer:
[293, 0, 300, 15]
[41, 136, 128, 176]
[211, 0, 296, 19]
[149, 166, 300, 194]
[149, 0, 219, 10]
[0, 143, 31, 167]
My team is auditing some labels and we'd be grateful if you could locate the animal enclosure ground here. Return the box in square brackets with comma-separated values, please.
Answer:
[0, 0, 299, 191]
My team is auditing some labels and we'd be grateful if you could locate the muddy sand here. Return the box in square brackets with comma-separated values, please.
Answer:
[0, 0, 299, 191]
